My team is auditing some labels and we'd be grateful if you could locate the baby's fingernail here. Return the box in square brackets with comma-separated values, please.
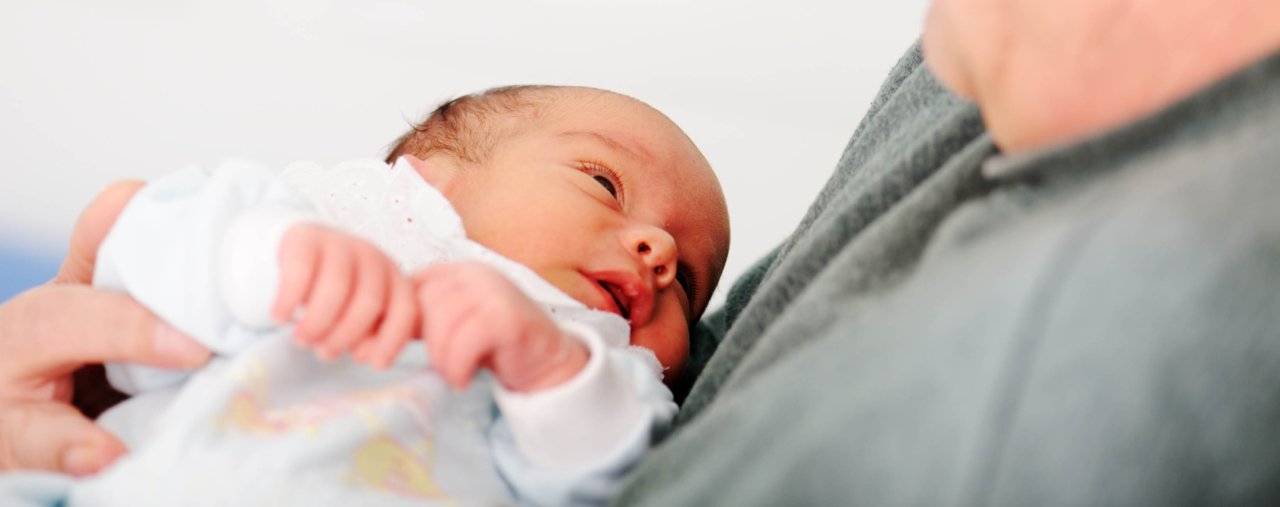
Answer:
[294, 326, 319, 345]
[154, 323, 210, 367]
[314, 348, 336, 362]
[62, 443, 102, 477]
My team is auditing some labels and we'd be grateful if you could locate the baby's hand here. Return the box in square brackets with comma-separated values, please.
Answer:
[274, 223, 418, 367]
[413, 262, 589, 392]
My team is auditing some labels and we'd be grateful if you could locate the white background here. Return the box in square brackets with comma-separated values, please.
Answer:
[0, 0, 931, 306]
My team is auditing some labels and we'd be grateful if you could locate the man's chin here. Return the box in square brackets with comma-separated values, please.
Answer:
[921, 4, 979, 101]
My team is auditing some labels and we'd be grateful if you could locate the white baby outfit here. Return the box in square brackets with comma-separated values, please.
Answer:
[0, 158, 675, 506]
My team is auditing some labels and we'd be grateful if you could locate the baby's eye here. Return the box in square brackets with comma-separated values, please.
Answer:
[579, 161, 624, 205]
[593, 175, 618, 198]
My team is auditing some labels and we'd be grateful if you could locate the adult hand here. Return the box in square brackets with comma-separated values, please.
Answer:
[0, 181, 210, 476]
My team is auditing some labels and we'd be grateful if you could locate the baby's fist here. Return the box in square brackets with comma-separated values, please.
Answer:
[275, 223, 417, 366]
[413, 262, 588, 392]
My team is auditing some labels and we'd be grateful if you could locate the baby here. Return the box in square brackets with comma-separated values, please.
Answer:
[4, 86, 729, 506]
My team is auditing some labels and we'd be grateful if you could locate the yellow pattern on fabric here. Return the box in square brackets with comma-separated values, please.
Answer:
[216, 358, 452, 502]
[348, 436, 450, 502]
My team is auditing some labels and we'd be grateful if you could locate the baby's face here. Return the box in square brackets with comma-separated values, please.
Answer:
[416, 90, 729, 380]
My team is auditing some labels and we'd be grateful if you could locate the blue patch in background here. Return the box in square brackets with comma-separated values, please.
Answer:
[0, 242, 61, 302]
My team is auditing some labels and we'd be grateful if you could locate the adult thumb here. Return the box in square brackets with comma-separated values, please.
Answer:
[0, 400, 126, 476]
[55, 179, 146, 286]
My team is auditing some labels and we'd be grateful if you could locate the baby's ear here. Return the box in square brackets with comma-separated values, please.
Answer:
[403, 154, 462, 194]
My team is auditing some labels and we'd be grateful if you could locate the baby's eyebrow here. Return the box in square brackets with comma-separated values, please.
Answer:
[558, 130, 654, 164]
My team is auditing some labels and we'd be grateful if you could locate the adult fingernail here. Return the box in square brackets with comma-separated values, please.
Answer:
[61, 443, 101, 477]
[154, 323, 210, 366]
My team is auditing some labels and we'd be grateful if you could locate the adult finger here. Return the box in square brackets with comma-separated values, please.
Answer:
[0, 284, 210, 386]
[0, 400, 126, 476]
[54, 180, 146, 287]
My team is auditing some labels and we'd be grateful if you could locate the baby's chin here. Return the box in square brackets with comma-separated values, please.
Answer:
[629, 326, 688, 384]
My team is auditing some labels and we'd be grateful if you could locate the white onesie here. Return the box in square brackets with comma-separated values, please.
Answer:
[15, 158, 675, 506]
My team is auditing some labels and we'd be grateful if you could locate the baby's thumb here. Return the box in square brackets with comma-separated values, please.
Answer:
[0, 400, 126, 477]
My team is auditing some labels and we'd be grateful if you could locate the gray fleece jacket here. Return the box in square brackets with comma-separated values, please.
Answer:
[615, 43, 1280, 506]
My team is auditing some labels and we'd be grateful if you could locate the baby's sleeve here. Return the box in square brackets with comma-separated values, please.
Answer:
[95, 161, 321, 395]
[489, 321, 677, 506]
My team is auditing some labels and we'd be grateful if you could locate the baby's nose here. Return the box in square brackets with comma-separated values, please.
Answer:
[631, 227, 677, 289]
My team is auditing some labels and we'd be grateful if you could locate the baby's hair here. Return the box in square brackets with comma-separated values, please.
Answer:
[385, 85, 564, 165]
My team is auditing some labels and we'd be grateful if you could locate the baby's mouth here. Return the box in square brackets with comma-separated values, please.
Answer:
[598, 281, 632, 320]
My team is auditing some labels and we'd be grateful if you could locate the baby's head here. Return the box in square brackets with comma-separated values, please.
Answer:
[386, 86, 730, 380]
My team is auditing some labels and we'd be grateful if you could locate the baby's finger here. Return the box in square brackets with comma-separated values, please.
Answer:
[295, 241, 354, 345]
[435, 315, 498, 390]
[431, 300, 499, 389]
[420, 296, 456, 369]
[316, 247, 388, 356]
[273, 227, 320, 324]
[418, 281, 474, 386]
[369, 273, 418, 370]
[352, 340, 377, 364]
[414, 268, 455, 345]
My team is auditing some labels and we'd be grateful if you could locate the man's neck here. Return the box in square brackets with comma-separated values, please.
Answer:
[985, 1, 1280, 153]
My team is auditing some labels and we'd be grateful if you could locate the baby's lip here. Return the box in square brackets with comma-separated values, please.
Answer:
[587, 270, 655, 327]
